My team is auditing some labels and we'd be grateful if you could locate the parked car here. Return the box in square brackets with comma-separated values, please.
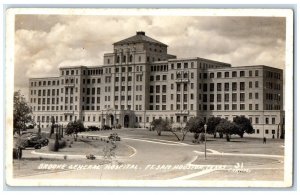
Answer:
[108, 133, 121, 141]
[22, 133, 49, 149]
[102, 125, 112, 130]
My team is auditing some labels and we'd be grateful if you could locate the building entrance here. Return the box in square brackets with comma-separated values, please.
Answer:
[124, 115, 129, 128]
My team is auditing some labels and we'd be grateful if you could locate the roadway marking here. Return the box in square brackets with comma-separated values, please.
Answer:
[207, 149, 221, 154]
[125, 144, 137, 157]
[186, 155, 199, 166]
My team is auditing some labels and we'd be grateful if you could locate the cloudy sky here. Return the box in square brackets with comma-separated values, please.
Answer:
[14, 14, 286, 97]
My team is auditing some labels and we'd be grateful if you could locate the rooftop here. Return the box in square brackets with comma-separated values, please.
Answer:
[113, 31, 168, 47]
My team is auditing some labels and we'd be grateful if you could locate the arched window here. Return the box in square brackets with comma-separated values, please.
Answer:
[123, 55, 126, 63]
[129, 55, 133, 63]
[116, 56, 120, 63]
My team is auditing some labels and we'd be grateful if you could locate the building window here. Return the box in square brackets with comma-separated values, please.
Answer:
[240, 71, 245, 77]
[232, 71, 237, 77]
[224, 94, 229, 102]
[225, 72, 229, 78]
[232, 93, 237, 102]
[217, 83, 222, 91]
[225, 104, 229, 110]
[209, 94, 214, 102]
[210, 83, 214, 91]
[240, 93, 245, 102]
[249, 71, 252, 77]
[232, 104, 237, 110]
[232, 82, 237, 91]
[225, 83, 229, 91]
[265, 129, 269, 134]
[217, 94, 222, 102]
[240, 104, 245, 110]
[265, 118, 269, 124]
[240, 82, 245, 91]
[272, 117, 276, 124]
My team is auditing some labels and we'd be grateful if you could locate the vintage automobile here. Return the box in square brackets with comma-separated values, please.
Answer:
[22, 133, 49, 149]
[101, 125, 112, 130]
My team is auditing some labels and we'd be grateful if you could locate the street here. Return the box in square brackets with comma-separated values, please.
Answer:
[13, 129, 284, 181]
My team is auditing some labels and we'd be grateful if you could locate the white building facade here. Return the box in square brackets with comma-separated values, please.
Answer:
[29, 32, 284, 138]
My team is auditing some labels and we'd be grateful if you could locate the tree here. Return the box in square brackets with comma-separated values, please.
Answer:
[185, 117, 205, 143]
[151, 118, 172, 136]
[49, 116, 55, 138]
[215, 119, 239, 142]
[13, 90, 35, 135]
[233, 116, 254, 138]
[185, 117, 205, 134]
[206, 116, 222, 138]
[65, 120, 85, 141]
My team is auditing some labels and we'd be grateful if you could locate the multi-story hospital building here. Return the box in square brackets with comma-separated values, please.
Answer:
[29, 31, 284, 138]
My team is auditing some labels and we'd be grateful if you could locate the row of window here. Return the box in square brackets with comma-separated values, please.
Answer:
[31, 80, 59, 87]
[201, 70, 260, 79]
[150, 75, 167, 81]
[115, 66, 143, 73]
[114, 95, 143, 101]
[201, 93, 259, 102]
[265, 71, 281, 79]
[149, 85, 167, 93]
[148, 103, 261, 111]
[254, 129, 277, 135]
[150, 65, 168, 72]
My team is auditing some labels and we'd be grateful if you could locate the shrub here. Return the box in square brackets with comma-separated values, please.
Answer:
[88, 126, 100, 131]
[58, 140, 66, 148]
[116, 124, 122, 129]
[86, 154, 96, 160]
[48, 142, 59, 152]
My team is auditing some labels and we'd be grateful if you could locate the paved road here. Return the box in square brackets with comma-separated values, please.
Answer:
[18, 132, 284, 181]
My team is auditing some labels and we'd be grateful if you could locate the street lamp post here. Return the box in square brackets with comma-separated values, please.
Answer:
[204, 124, 207, 160]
